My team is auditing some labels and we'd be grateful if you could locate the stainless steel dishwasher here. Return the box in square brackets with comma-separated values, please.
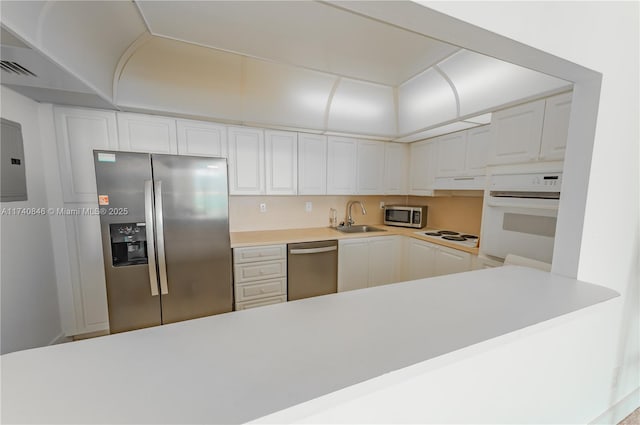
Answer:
[287, 240, 338, 301]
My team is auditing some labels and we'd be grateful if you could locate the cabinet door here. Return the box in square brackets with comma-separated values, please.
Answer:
[436, 132, 467, 177]
[265, 130, 297, 195]
[356, 140, 385, 195]
[54, 107, 118, 203]
[406, 239, 437, 280]
[384, 142, 408, 195]
[488, 99, 545, 165]
[368, 236, 401, 287]
[472, 255, 504, 270]
[540, 92, 572, 161]
[326, 136, 357, 195]
[117, 112, 177, 154]
[338, 239, 369, 292]
[409, 140, 436, 196]
[466, 125, 491, 175]
[65, 212, 109, 333]
[434, 246, 472, 276]
[176, 119, 227, 157]
[227, 126, 265, 195]
[298, 133, 327, 195]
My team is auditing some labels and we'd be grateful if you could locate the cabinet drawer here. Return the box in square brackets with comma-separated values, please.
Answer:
[234, 260, 286, 283]
[235, 278, 287, 301]
[235, 295, 287, 311]
[233, 245, 286, 264]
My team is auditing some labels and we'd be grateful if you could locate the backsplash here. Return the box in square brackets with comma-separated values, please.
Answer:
[229, 194, 483, 234]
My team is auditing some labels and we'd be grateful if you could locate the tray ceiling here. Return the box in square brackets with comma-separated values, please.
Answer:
[135, 0, 461, 86]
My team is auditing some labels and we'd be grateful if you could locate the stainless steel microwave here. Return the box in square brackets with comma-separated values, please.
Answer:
[383, 205, 427, 228]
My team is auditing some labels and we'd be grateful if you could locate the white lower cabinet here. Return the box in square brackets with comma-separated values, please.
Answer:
[405, 237, 473, 280]
[406, 238, 437, 280]
[233, 244, 287, 310]
[235, 296, 288, 311]
[338, 236, 402, 292]
[472, 255, 504, 270]
[434, 245, 472, 276]
[337, 239, 370, 292]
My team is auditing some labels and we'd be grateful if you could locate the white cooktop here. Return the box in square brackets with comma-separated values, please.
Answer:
[414, 229, 479, 248]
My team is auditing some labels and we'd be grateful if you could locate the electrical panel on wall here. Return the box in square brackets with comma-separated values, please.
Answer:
[1, 118, 27, 202]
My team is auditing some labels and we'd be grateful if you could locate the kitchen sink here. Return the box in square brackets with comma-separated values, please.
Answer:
[335, 225, 386, 234]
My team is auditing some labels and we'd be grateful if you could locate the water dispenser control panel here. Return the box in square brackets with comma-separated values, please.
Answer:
[109, 223, 148, 266]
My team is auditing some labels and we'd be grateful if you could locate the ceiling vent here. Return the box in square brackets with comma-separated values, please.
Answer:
[0, 61, 37, 77]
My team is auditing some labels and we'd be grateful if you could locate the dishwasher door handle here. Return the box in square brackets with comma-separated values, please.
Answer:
[289, 246, 337, 255]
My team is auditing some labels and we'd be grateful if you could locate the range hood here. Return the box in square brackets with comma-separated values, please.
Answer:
[0, 1, 571, 141]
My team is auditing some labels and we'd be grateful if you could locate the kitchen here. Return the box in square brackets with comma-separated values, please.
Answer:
[2, 1, 636, 422]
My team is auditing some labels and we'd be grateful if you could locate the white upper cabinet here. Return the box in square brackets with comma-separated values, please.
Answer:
[117, 112, 178, 154]
[384, 142, 408, 195]
[540, 92, 572, 161]
[298, 133, 327, 195]
[54, 107, 118, 203]
[436, 132, 467, 177]
[326, 136, 357, 195]
[465, 125, 490, 175]
[176, 119, 227, 157]
[488, 93, 572, 165]
[264, 130, 297, 195]
[297, 133, 327, 195]
[409, 140, 437, 196]
[356, 140, 385, 195]
[488, 99, 546, 165]
[433, 126, 489, 189]
[227, 126, 265, 195]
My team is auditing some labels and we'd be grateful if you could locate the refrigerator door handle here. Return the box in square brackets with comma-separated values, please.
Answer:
[154, 180, 169, 295]
[144, 180, 159, 296]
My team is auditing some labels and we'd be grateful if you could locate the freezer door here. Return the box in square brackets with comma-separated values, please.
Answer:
[94, 151, 162, 333]
[151, 154, 233, 323]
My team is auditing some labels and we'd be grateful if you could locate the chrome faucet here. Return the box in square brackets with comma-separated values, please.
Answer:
[345, 200, 367, 226]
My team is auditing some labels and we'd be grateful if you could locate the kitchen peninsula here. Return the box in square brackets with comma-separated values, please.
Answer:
[1, 267, 617, 424]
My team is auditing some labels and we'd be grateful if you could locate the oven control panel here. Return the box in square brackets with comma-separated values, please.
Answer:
[491, 172, 562, 191]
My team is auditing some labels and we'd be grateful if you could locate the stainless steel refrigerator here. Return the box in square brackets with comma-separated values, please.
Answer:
[93, 151, 232, 333]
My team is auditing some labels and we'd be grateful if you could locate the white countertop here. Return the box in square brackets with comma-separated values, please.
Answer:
[230, 225, 480, 254]
[1, 266, 618, 424]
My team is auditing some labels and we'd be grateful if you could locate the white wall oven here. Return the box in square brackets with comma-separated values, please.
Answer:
[481, 172, 561, 264]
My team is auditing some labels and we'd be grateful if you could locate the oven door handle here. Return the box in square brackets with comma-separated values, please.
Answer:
[486, 198, 559, 210]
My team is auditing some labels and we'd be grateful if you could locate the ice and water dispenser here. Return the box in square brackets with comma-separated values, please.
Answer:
[109, 223, 148, 266]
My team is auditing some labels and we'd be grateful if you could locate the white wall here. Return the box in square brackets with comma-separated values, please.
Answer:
[0, 86, 63, 354]
[256, 2, 639, 423]
[422, 0, 640, 414]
